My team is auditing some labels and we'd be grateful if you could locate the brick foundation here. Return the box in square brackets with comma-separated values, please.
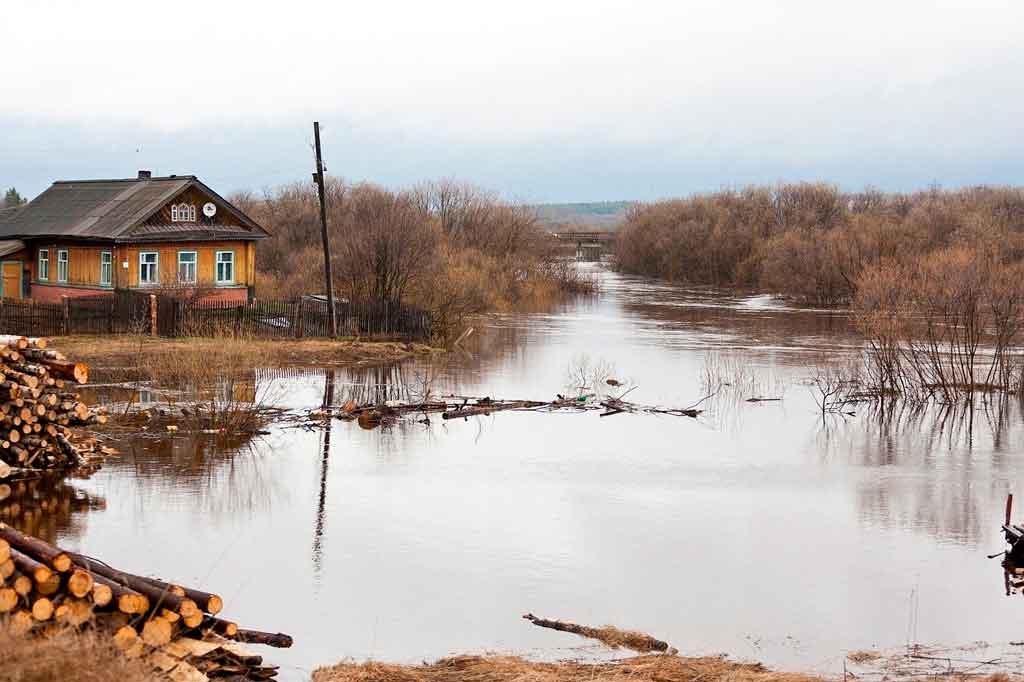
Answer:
[28, 284, 249, 304]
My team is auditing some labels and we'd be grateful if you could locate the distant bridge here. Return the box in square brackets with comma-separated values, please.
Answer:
[552, 230, 616, 261]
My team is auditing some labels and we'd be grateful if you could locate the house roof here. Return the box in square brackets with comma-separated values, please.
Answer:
[0, 175, 268, 242]
[0, 239, 25, 258]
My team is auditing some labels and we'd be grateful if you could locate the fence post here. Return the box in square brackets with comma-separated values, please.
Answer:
[61, 296, 70, 336]
[296, 298, 305, 339]
[149, 294, 157, 336]
[234, 304, 242, 338]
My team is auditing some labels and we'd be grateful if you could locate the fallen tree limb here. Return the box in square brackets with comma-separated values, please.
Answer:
[522, 613, 670, 653]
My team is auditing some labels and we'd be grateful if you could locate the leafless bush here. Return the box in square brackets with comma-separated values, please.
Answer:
[236, 178, 593, 345]
[616, 183, 1024, 306]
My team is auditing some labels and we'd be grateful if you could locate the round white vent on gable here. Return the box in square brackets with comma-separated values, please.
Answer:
[203, 202, 217, 218]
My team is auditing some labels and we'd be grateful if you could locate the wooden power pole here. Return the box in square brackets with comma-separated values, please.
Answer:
[312, 121, 338, 337]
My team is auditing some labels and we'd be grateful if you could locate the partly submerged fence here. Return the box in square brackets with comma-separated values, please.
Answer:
[0, 292, 432, 341]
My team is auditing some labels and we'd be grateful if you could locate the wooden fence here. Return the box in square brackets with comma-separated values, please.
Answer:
[0, 293, 432, 341]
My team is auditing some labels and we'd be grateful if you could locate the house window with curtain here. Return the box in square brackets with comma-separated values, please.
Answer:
[178, 251, 197, 283]
[139, 252, 159, 285]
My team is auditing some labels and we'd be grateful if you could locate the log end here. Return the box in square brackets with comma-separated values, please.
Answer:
[31, 597, 54, 621]
[52, 553, 72, 573]
[206, 594, 224, 615]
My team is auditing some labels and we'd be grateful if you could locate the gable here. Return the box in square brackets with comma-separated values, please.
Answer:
[142, 186, 247, 228]
[125, 179, 267, 241]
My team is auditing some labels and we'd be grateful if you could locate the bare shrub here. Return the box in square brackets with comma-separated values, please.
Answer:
[615, 183, 1024, 308]
[853, 246, 1024, 401]
[238, 178, 592, 345]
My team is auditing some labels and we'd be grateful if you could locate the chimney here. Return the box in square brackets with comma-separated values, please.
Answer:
[137, 170, 152, 180]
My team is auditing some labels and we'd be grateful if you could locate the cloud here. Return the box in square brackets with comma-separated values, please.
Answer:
[2, 0, 1023, 200]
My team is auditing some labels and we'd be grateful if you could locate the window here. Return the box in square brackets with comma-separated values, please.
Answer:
[56, 249, 68, 283]
[100, 251, 112, 287]
[139, 252, 159, 286]
[38, 249, 49, 281]
[215, 251, 234, 284]
[171, 203, 196, 223]
[177, 251, 197, 284]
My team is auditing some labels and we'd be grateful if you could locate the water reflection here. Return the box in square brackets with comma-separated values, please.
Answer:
[37, 268, 1024, 677]
[0, 475, 106, 545]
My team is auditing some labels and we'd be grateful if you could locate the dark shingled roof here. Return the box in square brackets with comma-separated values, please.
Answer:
[0, 175, 267, 242]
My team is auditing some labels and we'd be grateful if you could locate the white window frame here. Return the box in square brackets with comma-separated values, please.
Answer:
[100, 251, 112, 287]
[215, 250, 235, 285]
[177, 250, 197, 284]
[56, 249, 68, 283]
[38, 249, 49, 281]
[139, 251, 159, 286]
[171, 203, 196, 223]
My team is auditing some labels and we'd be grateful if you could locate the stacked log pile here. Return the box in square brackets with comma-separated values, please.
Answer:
[0, 523, 291, 681]
[0, 335, 111, 473]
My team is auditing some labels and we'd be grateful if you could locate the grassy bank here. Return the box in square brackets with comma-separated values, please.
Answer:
[313, 654, 824, 682]
[54, 335, 440, 383]
[0, 629, 150, 682]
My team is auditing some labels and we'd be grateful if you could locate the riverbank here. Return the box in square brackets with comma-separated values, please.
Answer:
[51, 336, 442, 383]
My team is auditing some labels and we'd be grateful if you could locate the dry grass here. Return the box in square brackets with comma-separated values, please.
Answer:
[0, 627, 153, 682]
[313, 654, 824, 682]
[51, 335, 439, 383]
[846, 650, 881, 663]
[580, 625, 667, 653]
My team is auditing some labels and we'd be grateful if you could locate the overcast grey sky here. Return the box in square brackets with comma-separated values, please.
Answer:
[2, 0, 1022, 202]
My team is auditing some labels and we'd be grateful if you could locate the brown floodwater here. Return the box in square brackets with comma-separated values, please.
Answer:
[16, 265, 1024, 679]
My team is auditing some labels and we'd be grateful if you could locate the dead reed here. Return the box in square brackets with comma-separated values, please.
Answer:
[0, 627, 152, 682]
[313, 654, 824, 682]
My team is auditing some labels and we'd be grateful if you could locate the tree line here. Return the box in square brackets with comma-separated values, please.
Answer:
[233, 178, 594, 341]
[614, 182, 1024, 306]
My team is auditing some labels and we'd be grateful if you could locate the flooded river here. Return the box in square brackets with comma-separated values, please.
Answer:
[20, 266, 1024, 679]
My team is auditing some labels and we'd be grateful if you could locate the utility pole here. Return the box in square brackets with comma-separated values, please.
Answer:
[312, 121, 338, 337]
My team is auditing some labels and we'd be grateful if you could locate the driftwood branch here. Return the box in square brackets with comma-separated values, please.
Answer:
[522, 612, 670, 653]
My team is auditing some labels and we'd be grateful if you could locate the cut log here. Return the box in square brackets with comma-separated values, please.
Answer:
[90, 581, 113, 607]
[31, 596, 54, 621]
[69, 552, 196, 616]
[0, 585, 17, 612]
[67, 568, 94, 598]
[90, 572, 149, 614]
[38, 359, 88, 384]
[9, 609, 33, 635]
[12, 574, 32, 596]
[0, 523, 73, 571]
[36, 573, 61, 595]
[142, 615, 174, 646]
[55, 597, 93, 626]
[233, 628, 294, 648]
[113, 625, 138, 651]
[10, 547, 53, 583]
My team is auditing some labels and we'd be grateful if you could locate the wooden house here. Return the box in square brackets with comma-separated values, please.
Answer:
[0, 171, 268, 303]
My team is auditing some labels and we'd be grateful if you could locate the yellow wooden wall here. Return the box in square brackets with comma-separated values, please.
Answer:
[30, 241, 255, 289]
